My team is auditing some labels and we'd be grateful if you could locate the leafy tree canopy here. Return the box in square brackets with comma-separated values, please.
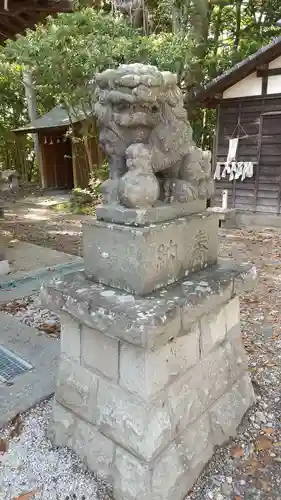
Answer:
[2, 1, 281, 175]
[5, 8, 192, 111]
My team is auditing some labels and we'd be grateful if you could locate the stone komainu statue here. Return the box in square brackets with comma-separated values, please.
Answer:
[95, 64, 214, 209]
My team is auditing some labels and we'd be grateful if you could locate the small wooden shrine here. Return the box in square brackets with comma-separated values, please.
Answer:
[13, 105, 102, 190]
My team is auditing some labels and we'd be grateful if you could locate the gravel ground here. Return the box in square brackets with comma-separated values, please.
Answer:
[1, 224, 281, 498]
[186, 227, 281, 500]
[0, 399, 112, 500]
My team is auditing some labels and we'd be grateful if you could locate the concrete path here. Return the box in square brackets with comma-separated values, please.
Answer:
[0, 238, 83, 302]
[0, 237, 82, 426]
[0, 237, 82, 280]
[0, 313, 59, 427]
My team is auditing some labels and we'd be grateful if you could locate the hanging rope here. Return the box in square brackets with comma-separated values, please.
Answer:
[231, 122, 249, 139]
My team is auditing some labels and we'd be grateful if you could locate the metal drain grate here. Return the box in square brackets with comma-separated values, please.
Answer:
[0, 345, 33, 382]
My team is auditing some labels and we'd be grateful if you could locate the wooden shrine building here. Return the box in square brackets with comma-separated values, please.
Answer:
[13, 105, 102, 190]
[0, 1, 72, 43]
[195, 35, 281, 225]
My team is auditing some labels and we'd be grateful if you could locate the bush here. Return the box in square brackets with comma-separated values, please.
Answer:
[62, 161, 109, 214]
[68, 188, 95, 213]
[88, 161, 108, 197]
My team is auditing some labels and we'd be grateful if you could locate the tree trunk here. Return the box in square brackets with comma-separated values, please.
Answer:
[213, 4, 222, 56]
[22, 70, 43, 187]
[234, 0, 242, 50]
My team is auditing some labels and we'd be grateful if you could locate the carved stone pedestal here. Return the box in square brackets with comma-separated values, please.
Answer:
[42, 253, 256, 500]
[84, 211, 218, 295]
[41, 61, 256, 500]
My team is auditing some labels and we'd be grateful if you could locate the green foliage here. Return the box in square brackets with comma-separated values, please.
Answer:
[69, 188, 95, 213]
[5, 10, 142, 110]
[88, 160, 109, 194]
[2, 1, 281, 184]
[0, 49, 36, 179]
[5, 8, 194, 112]
[56, 161, 110, 215]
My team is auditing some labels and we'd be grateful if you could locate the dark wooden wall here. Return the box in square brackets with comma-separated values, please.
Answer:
[72, 120, 103, 189]
[39, 129, 74, 189]
[214, 95, 281, 214]
[38, 120, 103, 190]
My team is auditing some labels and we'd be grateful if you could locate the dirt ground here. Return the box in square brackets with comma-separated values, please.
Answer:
[2, 196, 281, 498]
[1, 195, 83, 257]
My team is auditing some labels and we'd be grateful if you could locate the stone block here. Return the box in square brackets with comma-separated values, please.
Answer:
[74, 418, 115, 480]
[96, 199, 206, 226]
[83, 212, 218, 295]
[209, 373, 255, 446]
[181, 274, 233, 334]
[60, 312, 81, 362]
[167, 364, 204, 435]
[147, 311, 182, 349]
[225, 296, 240, 332]
[227, 324, 248, 368]
[113, 447, 151, 500]
[51, 401, 76, 448]
[167, 340, 245, 435]
[42, 262, 257, 349]
[55, 355, 98, 424]
[199, 304, 227, 356]
[44, 257, 257, 500]
[207, 207, 236, 222]
[119, 325, 200, 399]
[97, 379, 172, 461]
[233, 263, 258, 295]
[152, 414, 213, 500]
[112, 414, 213, 500]
[81, 325, 119, 381]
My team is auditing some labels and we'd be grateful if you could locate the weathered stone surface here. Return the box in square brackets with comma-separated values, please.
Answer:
[81, 325, 119, 381]
[112, 413, 213, 500]
[113, 447, 151, 500]
[225, 296, 240, 332]
[55, 356, 98, 424]
[96, 199, 206, 226]
[46, 67, 257, 500]
[74, 418, 115, 480]
[51, 401, 115, 481]
[83, 212, 218, 295]
[41, 261, 257, 348]
[207, 207, 236, 221]
[51, 401, 76, 448]
[60, 312, 81, 362]
[209, 374, 255, 446]
[95, 63, 213, 209]
[199, 304, 227, 355]
[97, 378, 172, 461]
[47, 258, 256, 500]
[112, 412, 213, 500]
[167, 365, 204, 435]
[180, 266, 234, 332]
[233, 263, 258, 294]
[167, 340, 247, 435]
[227, 324, 249, 369]
[152, 414, 213, 500]
[120, 325, 200, 399]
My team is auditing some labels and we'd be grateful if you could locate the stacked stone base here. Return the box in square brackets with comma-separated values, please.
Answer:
[43, 264, 256, 500]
